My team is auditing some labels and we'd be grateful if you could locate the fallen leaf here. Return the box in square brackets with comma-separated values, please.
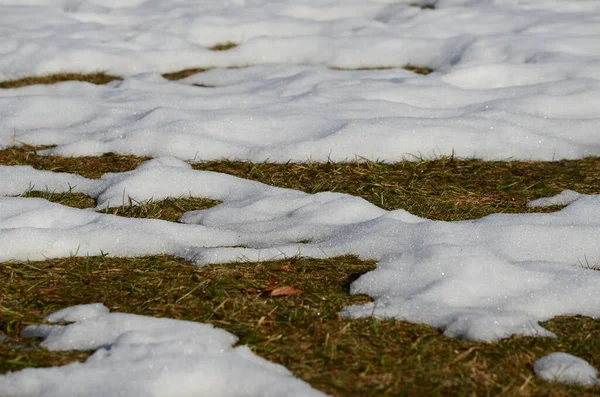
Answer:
[263, 276, 278, 292]
[269, 285, 303, 297]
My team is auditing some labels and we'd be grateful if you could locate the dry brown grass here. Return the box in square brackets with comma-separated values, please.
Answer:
[162, 68, 210, 81]
[4, 146, 598, 221]
[0, 72, 121, 89]
[0, 62, 433, 89]
[208, 42, 238, 51]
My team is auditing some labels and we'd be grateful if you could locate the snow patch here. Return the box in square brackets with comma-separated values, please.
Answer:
[534, 353, 599, 386]
[0, 304, 328, 397]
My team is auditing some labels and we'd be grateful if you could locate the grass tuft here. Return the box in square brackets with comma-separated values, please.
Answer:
[0, 62, 432, 89]
[404, 64, 434, 75]
[0, 72, 121, 89]
[0, 69, 212, 86]
[329, 65, 433, 75]
[162, 68, 210, 80]
[97, 197, 220, 222]
[208, 42, 238, 51]
[409, 3, 436, 9]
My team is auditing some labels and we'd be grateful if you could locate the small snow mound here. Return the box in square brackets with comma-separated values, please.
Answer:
[526, 190, 583, 208]
[534, 352, 599, 386]
[135, 156, 192, 171]
[1, 305, 328, 397]
[44, 303, 110, 323]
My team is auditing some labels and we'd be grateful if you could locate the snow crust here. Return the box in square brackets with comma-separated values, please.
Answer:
[534, 353, 599, 386]
[2, 161, 600, 341]
[0, 304, 327, 397]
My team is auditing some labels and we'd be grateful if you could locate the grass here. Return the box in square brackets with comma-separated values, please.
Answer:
[1, 144, 600, 395]
[403, 64, 434, 75]
[0, 72, 121, 89]
[409, 2, 436, 9]
[208, 42, 238, 51]
[162, 68, 210, 81]
[2, 145, 598, 221]
[0, 62, 433, 88]
[329, 65, 433, 75]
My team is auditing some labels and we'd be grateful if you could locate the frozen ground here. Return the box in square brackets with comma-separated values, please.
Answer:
[2, 0, 600, 394]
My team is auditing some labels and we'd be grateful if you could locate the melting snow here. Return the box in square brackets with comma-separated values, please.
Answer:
[2, 0, 600, 394]
[1, 65, 599, 161]
[1, 0, 600, 161]
[534, 353, 599, 386]
[0, 304, 327, 397]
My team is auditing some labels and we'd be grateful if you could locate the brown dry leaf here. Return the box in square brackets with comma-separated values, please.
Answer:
[269, 285, 303, 297]
[263, 276, 278, 292]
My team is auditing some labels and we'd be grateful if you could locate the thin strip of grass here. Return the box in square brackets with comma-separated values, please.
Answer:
[96, 197, 220, 221]
[2, 146, 598, 221]
[329, 65, 433, 75]
[2, 255, 599, 396]
[0, 72, 121, 89]
[20, 191, 96, 209]
[208, 42, 238, 51]
[19, 191, 219, 222]
[409, 2, 436, 9]
[404, 64, 433, 74]
[0, 69, 212, 88]
[0, 62, 431, 88]
[162, 68, 210, 81]
[0, 146, 148, 179]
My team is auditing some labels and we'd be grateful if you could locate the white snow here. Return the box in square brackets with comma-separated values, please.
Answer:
[527, 190, 584, 208]
[1, 0, 600, 161]
[0, 304, 327, 397]
[2, 0, 600, 79]
[534, 353, 599, 386]
[1, 65, 600, 161]
[1, 0, 463, 77]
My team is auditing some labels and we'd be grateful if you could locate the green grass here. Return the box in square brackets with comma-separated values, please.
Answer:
[1, 145, 600, 395]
